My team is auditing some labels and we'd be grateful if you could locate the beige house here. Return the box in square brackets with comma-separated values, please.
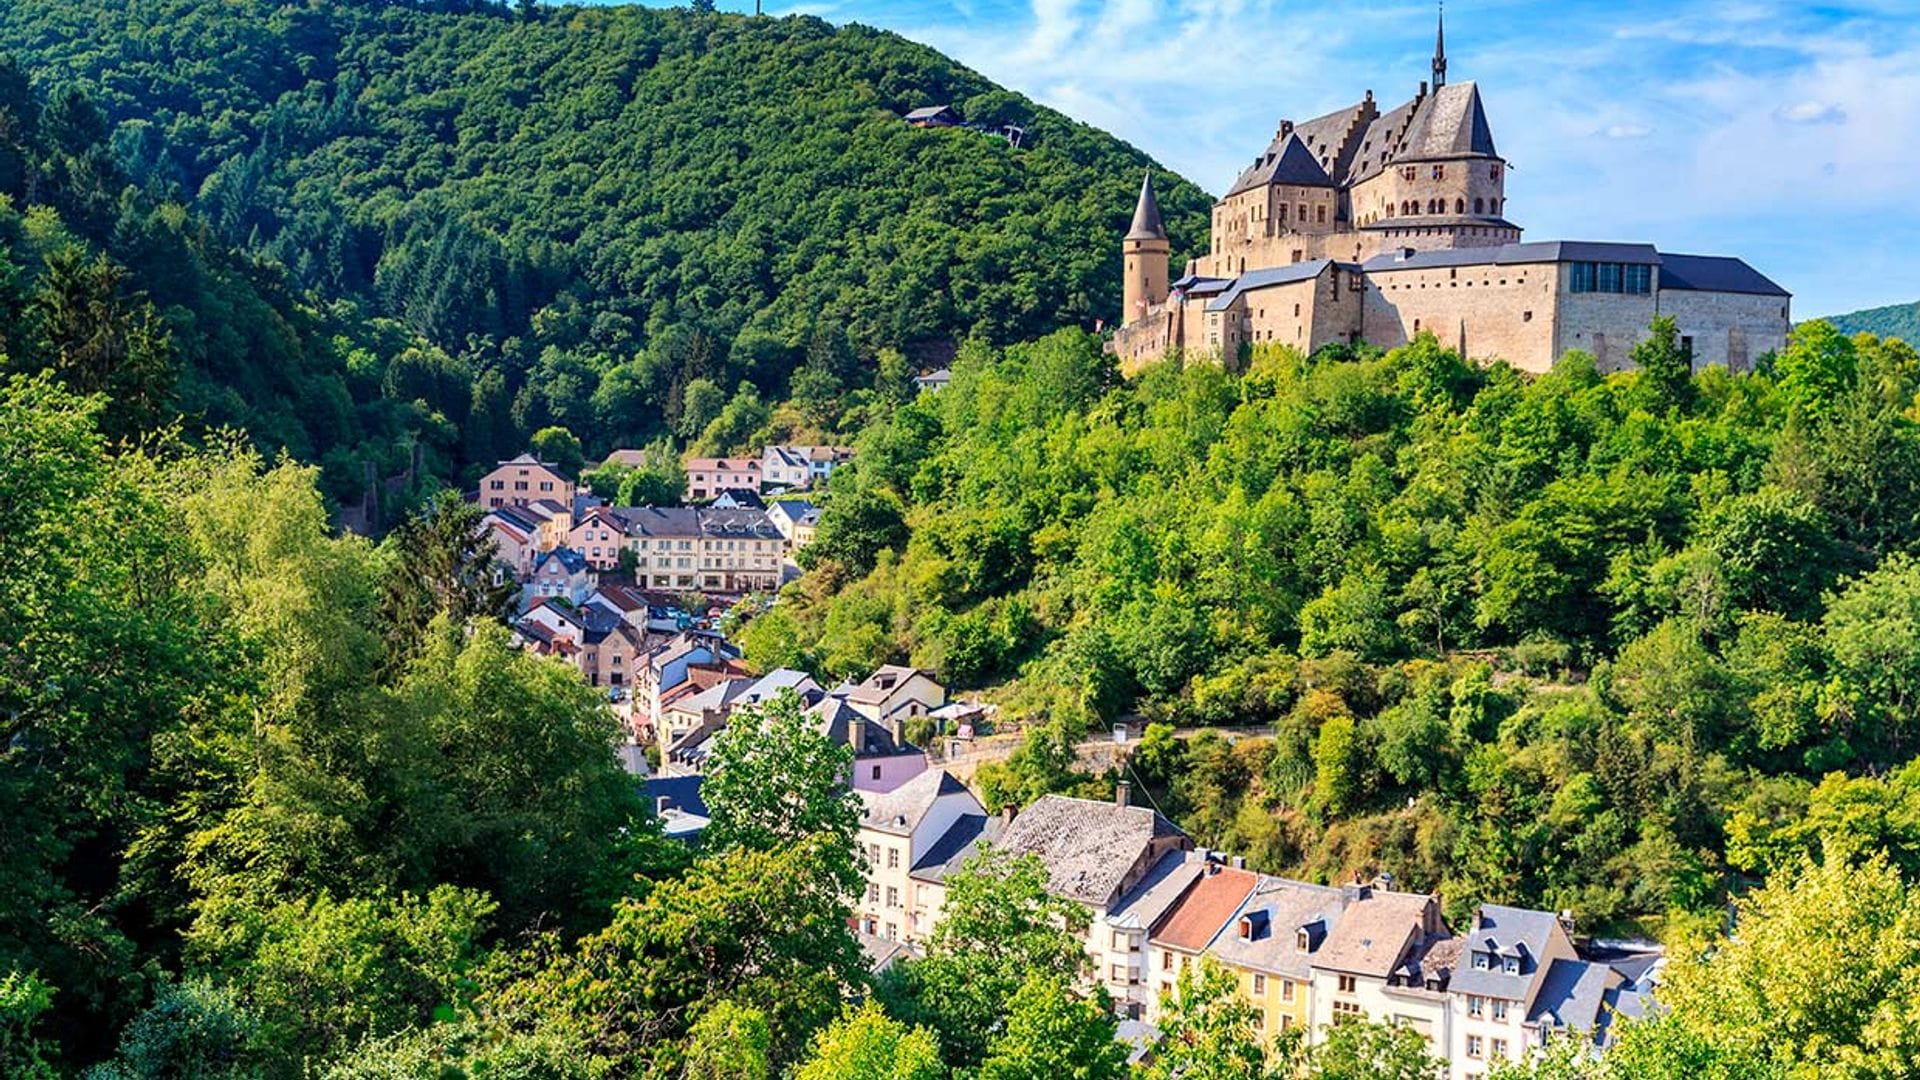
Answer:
[479, 453, 576, 509]
[684, 456, 762, 500]
[1306, 884, 1458, 1056]
[855, 769, 991, 943]
[1110, 15, 1788, 375]
[1447, 905, 1582, 1079]
[844, 666, 946, 725]
[763, 445, 854, 490]
[568, 506, 631, 570]
[611, 506, 782, 594]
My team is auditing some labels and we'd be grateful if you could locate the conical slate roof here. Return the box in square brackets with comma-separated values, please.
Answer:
[1400, 81, 1497, 159]
[1125, 171, 1167, 242]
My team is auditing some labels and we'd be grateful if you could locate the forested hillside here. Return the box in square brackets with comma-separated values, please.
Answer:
[1825, 299, 1920, 345]
[760, 319, 1920, 939]
[0, 0, 1210, 501]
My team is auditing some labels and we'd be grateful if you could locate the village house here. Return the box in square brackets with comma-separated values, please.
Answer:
[993, 785, 1193, 1009]
[529, 548, 597, 605]
[684, 456, 762, 500]
[635, 631, 743, 738]
[479, 453, 576, 510]
[609, 506, 783, 594]
[1143, 860, 1261, 1024]
[762, 445, 855, 490]
[1210, 874, 1353, 1039]
[812, 692, 931, 793]
[843, 665, 946, 725]
[903, 104, 961, 128]
[767, 498, 820, 551]
[1306, 884, 1458, 1056]
[913, 367, 952, 393]
[1448, 905, 1580, 1078]
[483, 512, 538, 581]
[854, 769, 991, 942]
[657, 669, 822, 773]
[568, 505, 632, 571]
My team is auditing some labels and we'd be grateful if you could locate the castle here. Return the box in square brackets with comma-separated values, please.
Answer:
[1112, 14, 1791, 375]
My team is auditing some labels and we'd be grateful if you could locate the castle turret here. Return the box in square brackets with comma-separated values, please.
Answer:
[1122, 171, 1169, 327]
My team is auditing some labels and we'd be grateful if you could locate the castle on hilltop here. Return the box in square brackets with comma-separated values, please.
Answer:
[1112, 13, 1790, 374]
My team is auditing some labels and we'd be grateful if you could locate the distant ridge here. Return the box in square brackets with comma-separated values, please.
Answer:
[1817, 300, 1920, 344]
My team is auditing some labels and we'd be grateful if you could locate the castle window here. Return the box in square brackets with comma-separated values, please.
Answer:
[1523, 311, 1532, 322]
[1317, 205, 1327, 224]
[1433, 165, 1445, 180]
[1490, 163, 1502, 181]
[1456, 198, 1466, 213]
[1475, 197, 1485, 214]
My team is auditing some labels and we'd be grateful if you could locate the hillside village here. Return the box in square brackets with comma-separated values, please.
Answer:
[467, 437, 1667, 1077]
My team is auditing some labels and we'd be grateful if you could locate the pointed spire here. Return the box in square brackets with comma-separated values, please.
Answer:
[1432, 1, 1448, 88]
[1125, 170, 1167, 242]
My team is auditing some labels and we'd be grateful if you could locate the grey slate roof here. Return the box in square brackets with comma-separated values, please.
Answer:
[1362, 240, 1661, 273]
[860, 768, 969, 835]
[1105, 850, 1208, 931]
[910, 812, 999, 882]
[614, 505, 703, 537]
[1208, 875, 1351, 979]
[1168, 274, 1232, 295]
[812, 693, 924, 758]
[1224, 132, 1334, 196]
[1205, 260, 1350, 311]
[1657, 253, 1790, 296]
[1527, 958, 1620, 1036]
[1399, 81, 1498, 160]
[994, 795, 1186, 907]
[1126, 172, 1168, 242]
[1451, 904, 1567, 999]
[535, 547, 590, 574]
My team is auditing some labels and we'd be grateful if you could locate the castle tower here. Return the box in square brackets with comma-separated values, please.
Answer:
[1122, 171, 1169, 327]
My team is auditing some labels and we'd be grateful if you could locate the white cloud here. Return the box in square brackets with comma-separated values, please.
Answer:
[1774, 100, 1847, 125]
[1600, 123, 1653, 139]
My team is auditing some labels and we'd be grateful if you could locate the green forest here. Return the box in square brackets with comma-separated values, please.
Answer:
[8, 0, 1920, 1076]
[0, 0, 1209, 507]
[1826, 298, 1920, 346]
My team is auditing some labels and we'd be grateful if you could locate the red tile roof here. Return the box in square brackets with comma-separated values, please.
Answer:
[1154, 866, 1260, 953]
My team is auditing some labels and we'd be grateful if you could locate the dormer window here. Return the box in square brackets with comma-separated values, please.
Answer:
[1473, 953, 1490, 971]
[1240, 917, 1255, 942]
[1503, 958, 1519, 974]
[1297, 929, 1310, 950]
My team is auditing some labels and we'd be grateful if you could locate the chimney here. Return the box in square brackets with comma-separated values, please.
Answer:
[1115, 780, 1132, 808]
[1000, 803, 1017, 828]
[848, 715, 867, 754]
[1231, 855, 1246, 870]
[889, 714, 906, 747]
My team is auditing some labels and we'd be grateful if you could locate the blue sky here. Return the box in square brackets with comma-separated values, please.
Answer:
[636, 1, 1920, 318]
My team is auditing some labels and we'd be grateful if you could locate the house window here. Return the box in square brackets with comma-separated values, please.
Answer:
[867, 883, 879, 904]
[887, 848, 900, 869]
[1337, 975, 1357, 994]
[1162, 952, 1174, 971]
[1467, 1035, 1484, 1058]
[1251, 1011, 1265, 1032]
[1493, 999, 1510, 1021]
[1503, 958, 1520, 974]
[1473, 953, 1489, 970]
[1252, 973, 1267, 995]
[1332, 1001, 1362, 1023]
[1296, 929, 1310, 951]
[1432, 164, 1445, 180]
[885, 922, 898, 941]
[1492, 1038, 1509, 1058]
[1281, 979, 1295, 1003]
[886, 886, 899, 908]
[1468, 995, 1484, 1018]
[870, 765, 882, 780]
[1113, 931, 1128, 950]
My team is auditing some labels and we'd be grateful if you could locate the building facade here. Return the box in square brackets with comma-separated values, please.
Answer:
[479, 454, 576, 509]
[1110, 15, 1789, 375]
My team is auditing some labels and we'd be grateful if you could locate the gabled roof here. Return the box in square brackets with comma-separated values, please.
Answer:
[860, 768, 973, 835]
[811, 693, 923, 757]
[1205, 260, 1348, 312]
[1312, 889, 1441, 978]
[904, 104, 958, 121]
[1225, 132, 1334, 196]
[699, 507, 782, 539]
[846, 665, 937, 706]
[1107, 850, 1208, 932]
[994, 795, 1186, 907]
[613, 505, 703, 538]
[1451, 904, 1567, 999]
[1153, 865, 1260, 953]
[535, 548, 591, 575]
[1528, 959, 1622, 1040]
[911, 813, 1000, 883]
[1208, 875, 1351, 979]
